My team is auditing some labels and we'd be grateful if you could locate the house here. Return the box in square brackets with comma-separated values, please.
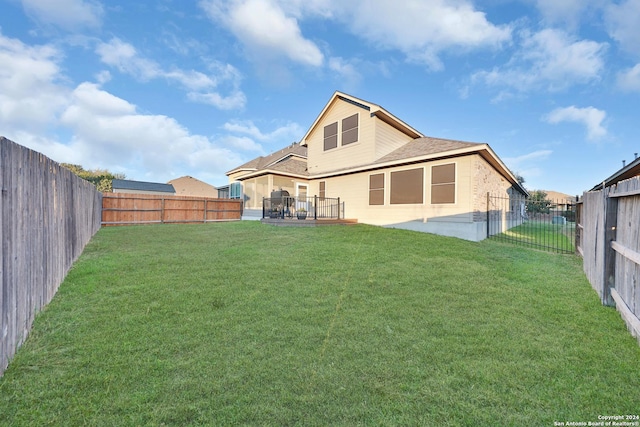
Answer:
[542, 190, 577, 212]
[168, 176, 218, 198]
[589, 154, 640, 191]
[112, 179, 176, 195]
[227, 91, 527, 241]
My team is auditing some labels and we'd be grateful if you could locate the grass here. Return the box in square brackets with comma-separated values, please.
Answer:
[496, 221, 576, 253]
[1, 222, 639, 426]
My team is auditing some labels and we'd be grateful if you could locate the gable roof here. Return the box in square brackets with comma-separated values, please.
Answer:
[112, 179, 175, 193]
[590, 156, 640, 191]
[300, 91, 424, 144]
[226, 142, 307, 178]
[167, 176, 218, 197]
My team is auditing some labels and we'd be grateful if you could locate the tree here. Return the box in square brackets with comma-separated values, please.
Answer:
[527, 190, 553, 214]
[61, 164, 125, 192]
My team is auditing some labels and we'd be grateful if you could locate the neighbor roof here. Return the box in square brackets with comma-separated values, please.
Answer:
[112, 179, 175, 193]
[167, 176, 217, 197]
[590, 156, 640, 191]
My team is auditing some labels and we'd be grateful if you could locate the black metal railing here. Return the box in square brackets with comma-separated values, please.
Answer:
[262, 196, 341, 220]
[487, 193, 577, 254]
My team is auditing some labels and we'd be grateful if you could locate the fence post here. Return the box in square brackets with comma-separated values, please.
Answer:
[602, 187, 618, 306]
[314, 195, 317, 220]
[203, 199, 207, 223]
[161, 197, 165, 224]
[337, 197, 341, 220]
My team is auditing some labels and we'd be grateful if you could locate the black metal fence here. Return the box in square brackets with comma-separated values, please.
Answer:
[487, 193, 577, 254]
[262, 196, 341, 220]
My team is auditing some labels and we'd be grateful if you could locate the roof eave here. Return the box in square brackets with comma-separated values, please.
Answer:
[233, 168, 309, 181]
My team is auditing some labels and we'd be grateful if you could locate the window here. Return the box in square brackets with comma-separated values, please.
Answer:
[324, 122, 338, 151]
[342, 114, 358, 145]
[369, 173, 384, 205]
[230, 182, 242, 200]
[319, 181, 326, 200]
[390, 168, 423, 204]
[431, 163, 455, 204]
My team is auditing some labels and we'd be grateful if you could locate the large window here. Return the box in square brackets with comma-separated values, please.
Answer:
[390, 168, 423, 204]
[324, 122, 338, 151]
[431, 163, 456, 204]
[319, 181, 326, 200]
[369, 173, 384, 205]
[342, 114, 358, 145]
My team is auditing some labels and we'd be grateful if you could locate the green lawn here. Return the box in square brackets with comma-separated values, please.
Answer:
[1, 222, 638, 426]
[495, 221, 576, 253]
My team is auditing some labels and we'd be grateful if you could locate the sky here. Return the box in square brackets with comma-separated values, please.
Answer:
[1, 0, 639, 196]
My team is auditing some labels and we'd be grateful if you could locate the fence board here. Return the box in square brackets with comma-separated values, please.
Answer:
[580, 175, 640, 344]
[1, 137, 102, 376]
[102, 193, 242, 226]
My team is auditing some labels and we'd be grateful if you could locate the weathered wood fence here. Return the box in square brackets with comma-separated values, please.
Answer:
[577, 176, 640, 344]
[102, 193, 242, 226]
[1, 137, 102, 376]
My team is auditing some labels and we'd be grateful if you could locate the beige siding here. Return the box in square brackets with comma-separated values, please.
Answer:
[228, 170, 249, 182]
[374, 119, 414, 159]
[317, 156, 477, 225]
[306, 101, 376, 174]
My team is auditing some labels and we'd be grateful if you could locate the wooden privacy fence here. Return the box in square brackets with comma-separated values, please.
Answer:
[577, 176, 640, 344]
[102, 193, 242, 226]
[1, 137, 102, 376]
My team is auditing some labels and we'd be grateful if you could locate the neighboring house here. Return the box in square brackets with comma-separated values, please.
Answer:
[112, 179, 176, 195]
[542, 190, 577, 212]
[590, 155, 640, 191]
[227, 91, 528, 241]
[168, 176, 218, 198]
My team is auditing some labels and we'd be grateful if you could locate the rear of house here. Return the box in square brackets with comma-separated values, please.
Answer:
[227, 91, 527, 240]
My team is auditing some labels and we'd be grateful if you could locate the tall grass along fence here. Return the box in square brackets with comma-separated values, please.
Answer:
[487, 193, 576, 254]
[102, 193, 242, 226]
[577, 176, 640, 344]
[1, 137, 102, 376]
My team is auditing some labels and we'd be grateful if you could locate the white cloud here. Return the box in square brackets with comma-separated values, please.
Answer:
[472, 28, 607, 94]
[200, 0, 510, 71]
[605, 0, 640, 58]
[532, 0, 601, 28]
[95, 38, 246, 110]
[220, 120, 303, 152]
[58, 82, 246, 180]
[0, 32, 68, 130]
[328, 57, 362, 89]
[617, 63, 640, 92]
[21, 0, 103, 30]
[340, 0, 511, 70]
[544, 106, 607, 141]
[200, 0, 324, 67]
[504, 150, 553, 167]
[503, 150, 553, 185]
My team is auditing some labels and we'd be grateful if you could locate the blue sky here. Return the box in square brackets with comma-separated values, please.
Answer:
[1, 0, 639, 196]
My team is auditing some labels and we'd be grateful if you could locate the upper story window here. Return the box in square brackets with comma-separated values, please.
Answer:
[342, 114, 358, 145]
[431, 163, 456, 204]
[324, 122, 338, 151]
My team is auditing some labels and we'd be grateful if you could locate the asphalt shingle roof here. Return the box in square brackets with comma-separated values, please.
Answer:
[112, 179, 175, 193]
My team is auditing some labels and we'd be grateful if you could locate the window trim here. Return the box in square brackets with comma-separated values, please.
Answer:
[323, 122, 338, 151]
[390, 168, 424, 205]
[341, 113, 359, 146]
[369, 173, 384, 205]
[430, 162, 456, 205]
